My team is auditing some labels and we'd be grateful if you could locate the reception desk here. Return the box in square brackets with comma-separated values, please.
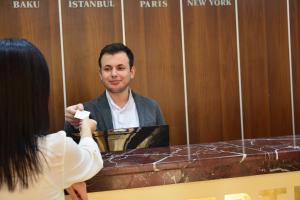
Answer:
[81, 135, 300, 199]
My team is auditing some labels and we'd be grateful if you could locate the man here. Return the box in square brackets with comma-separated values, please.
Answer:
[64, 43, 166, 135]
[65, 43, 166, 199]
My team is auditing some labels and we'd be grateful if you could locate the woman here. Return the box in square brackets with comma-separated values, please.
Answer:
[0, 38, 103, 199]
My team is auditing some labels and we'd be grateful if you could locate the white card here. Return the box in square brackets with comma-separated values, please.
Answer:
[74, 110, 90, 120]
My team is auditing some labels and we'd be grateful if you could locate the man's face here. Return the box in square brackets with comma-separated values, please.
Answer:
[99, 52, 135, 94]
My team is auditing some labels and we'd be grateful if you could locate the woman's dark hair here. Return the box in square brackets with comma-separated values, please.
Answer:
[0, 38, 50, 191]
[98, 43, 134, 69]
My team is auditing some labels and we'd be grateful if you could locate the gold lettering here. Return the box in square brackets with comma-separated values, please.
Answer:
[224, 193, 251, 200]
[259, 188, 287, 200]
[295, 186, 300, 200]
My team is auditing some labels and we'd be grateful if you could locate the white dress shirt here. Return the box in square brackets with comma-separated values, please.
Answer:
[106, 90, 140, 129]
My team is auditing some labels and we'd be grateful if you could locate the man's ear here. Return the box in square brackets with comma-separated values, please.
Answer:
[130, 66, 136, 79]
[99, 70, 103, 81]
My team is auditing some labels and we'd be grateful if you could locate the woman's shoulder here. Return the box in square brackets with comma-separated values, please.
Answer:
[45, 130, 66, 139]
[45, 131, 67, 144]
[39, 131, 68, 157]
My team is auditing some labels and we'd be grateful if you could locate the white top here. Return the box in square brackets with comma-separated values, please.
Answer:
[106, 90, 140, 129]
[0, 131, 103, 200]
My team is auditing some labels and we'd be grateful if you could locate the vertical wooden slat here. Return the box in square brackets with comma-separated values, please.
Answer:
[239, 0, 292, 138]
[184, 2, 241, 143]
[62, 1, 123, 105]
[290, 0, 300, 135]
[0, 0, 64, 132]
[124, 0, 186, 145]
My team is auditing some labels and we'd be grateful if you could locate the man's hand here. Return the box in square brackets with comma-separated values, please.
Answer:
[66, 182, 88, 200]
[65, 103, 84, 127]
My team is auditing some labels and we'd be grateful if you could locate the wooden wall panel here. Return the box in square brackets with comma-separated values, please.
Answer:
[184, 3, 241, 143]
[239, 0, 292, 138]
[124, 0, 186, 145]
[62, 1, 123, 105]
[291, 0, 300, 134]
[0, 0, 64, 132]
[1, 0, 298, 145]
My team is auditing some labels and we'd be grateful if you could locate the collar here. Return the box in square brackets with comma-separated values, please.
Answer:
[106, 89, 134, 111]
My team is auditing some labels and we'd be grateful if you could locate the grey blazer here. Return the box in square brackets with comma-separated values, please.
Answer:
[64, 91, 166, 135]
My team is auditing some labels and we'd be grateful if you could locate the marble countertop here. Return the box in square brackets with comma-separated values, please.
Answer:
[87, 135, 300, 192]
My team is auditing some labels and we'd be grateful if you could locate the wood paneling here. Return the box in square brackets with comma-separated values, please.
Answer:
[1, 0, 298, 144]
[184, 2, 241, 143]
[291, 0, 300, 134]
[0, 0, 64, 132]
[239, 0, 292, 138]
[62, 1, 123, 105]
[124, 0, 186, 145]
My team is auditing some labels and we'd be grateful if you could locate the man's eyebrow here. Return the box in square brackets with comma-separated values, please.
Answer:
[103, 64, 127, 68]
[116, 64, 126, 67]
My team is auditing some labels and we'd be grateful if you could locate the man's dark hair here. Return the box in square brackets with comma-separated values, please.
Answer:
[0, 38, 50, 191]
[98, 43, 134, 69]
